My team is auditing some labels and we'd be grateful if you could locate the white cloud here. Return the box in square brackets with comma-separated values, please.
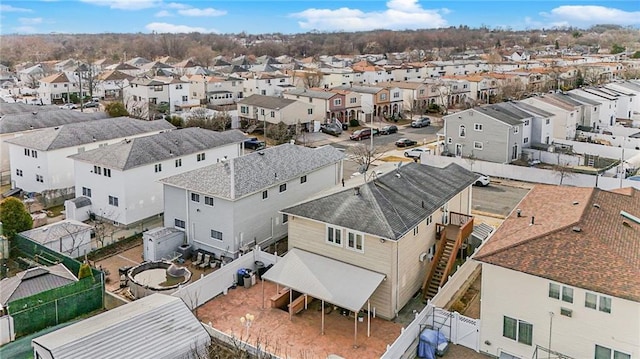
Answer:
[0, 4, 32, 12]
[80, 0, 161, 10]
[177, 7, 227, 17]
[145, 22, 218, 33]
[541, 5, 640, 27]
[166, 2, 189, 9]
[290, 0, 447, 31]
[155, 10, 172, 17]
[18, 17, 43, 25]
[12, 26, 38, 33]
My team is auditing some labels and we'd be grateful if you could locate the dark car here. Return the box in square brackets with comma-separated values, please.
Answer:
[81, 101, 99, 108]
[350, 128, 374, 141]
[380, 125, 398, 135]
[395, 138, 418, 147]
[243, 137, 266, 150]
[411, 117, 431, 128]
[320, 124, 343, 136]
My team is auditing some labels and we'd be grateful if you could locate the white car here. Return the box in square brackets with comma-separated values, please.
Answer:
[59, 103, 78, 110]
[404, 148, 429, 158]
[473, 172, 490, 186]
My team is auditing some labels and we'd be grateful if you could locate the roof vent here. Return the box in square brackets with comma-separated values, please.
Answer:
[620, 210, 640, 225]
[572, 201, 579, 205]
[258, 151, 264, 155]
[572, 226, 581, 233]
[54, 126, 59, 130]
[593, 204, 600, 209]
[32, 111, 37, 115]
[354, 187, 360, 196]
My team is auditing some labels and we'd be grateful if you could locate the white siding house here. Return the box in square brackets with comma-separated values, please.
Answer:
[19, 220, 92, 258]
[475, 185, 640, 359]
[6, 117, 174, 193]
[67, 128, 247, 226]
[160, 144, 344, 259]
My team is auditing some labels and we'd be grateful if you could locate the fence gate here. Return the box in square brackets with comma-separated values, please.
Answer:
[427, 308, 481, 352]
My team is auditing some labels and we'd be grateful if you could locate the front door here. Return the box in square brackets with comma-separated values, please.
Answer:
[455, 144, 463, 157]
[511, 144, 518, 160]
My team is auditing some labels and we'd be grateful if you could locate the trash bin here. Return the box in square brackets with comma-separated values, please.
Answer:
[342, 123, 348, 130]
[255, 261, 265, 279]
[237, 269, 247, 286]
[243, 272, 251, 289]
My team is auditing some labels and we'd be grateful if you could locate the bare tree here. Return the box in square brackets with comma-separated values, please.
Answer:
[266, 121, 294, 145]
[300, 70, 324, 89]
[553, 161, 576, 185]
[348, 143, 386, 175]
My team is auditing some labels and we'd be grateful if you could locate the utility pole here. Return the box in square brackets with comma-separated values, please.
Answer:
[79, 68, 83, 112]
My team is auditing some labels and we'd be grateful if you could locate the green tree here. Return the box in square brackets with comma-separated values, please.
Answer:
[77, 262, 92, 280]
[630, 51, 640, 59]
[611, 44, 625, 54]
[0, 197, 33, 239]
[555, 40, 560, 50]
[266, 121, 294, 145]
[104, 102, 128, 117]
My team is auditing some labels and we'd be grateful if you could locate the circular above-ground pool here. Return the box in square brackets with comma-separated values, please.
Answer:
[127, 261, 191, 299]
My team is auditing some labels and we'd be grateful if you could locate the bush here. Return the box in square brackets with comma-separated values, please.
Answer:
[104, 102, 128, 117]
[349, 119, 360, 127]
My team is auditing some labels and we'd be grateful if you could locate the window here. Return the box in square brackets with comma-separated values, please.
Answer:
[279, 183, 287, 193]
[413, 226, 419, 235]
[205, 196, 214, 206]
[197, 153, 205, 161]
[176, 84, 183, 90]
[282, 214, 288, 224]
[327, 226, 342, 246]
[240, 106, 249, 114]
[104, 168, 111, 177]
[595, 345, 630, 359]
[393, 92, 400, 98]
[175, 159, 182, 167]
[459, 125, 466, 137]
[347, 231, 364, 252]
[447, 137, 452, 144]
[524, 120, 530, 126]
[31, 150, 38, 158]
[36, 174, 44, 183]
[210, 230, 223, 240]
[262, 190, 268, 200]
[350, 97, 356, 104]
[549, 283, 560, 299]
[524, 137, 529, 144]
[155, 164, 162, 173]
[191, 193, 200, 202]
[426, 215, 433, 226]
[599, 296, 612, 313]
[474, 141, 483, 150]
[585, 292, 597, 309]
[82, 187, 92, 197]
[503, 316, 532, 346]
[16, 169, 23, 177]
[270, 111, 275, 118]
[94, 166, 102, 175]
[334, 98, 342, 106]
[474, 123, 483, 131]
[182, 95, 188, 102]
[300, 175, 307, 184]
[307, 108, 313, 115]
[174, 219, 185, 229]
[545, 118, 550, 125]
[24, 148, 29, 156]
[513, 126, 519, 134]
[108, 195, 119, 207]
[380, 93, 387, 100]
[562, 286, 574, 303]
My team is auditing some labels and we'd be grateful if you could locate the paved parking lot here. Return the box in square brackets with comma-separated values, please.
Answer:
[472, 181, 532, 217]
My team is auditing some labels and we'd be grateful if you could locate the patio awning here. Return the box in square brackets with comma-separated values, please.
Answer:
[262, 248, 385, 313]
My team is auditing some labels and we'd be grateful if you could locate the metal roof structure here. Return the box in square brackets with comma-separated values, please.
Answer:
[0, 264, 77, 306]
[262, 248, 385, 313]
[32, 293, 211, 359]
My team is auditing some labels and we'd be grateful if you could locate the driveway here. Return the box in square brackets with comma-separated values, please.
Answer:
[472, 182, 531, 218]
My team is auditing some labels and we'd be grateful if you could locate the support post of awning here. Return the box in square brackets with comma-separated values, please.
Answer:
[289, 289, 293, 321]
[367, 300, 371, 337]
[353, 311, 358, 348]
[321, 300, 325, 335]
[261, 278, 265, 310]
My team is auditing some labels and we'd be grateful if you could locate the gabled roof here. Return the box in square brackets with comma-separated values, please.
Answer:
[332, 85, 383, 95]
[0, 107, 107, 134]
[565, 92, 601, 106]
[40, 72, 72, 84]
[511, 101, 554, 118]
[285, 88, 338, 100]
[125, 57, 151, 66]
[97, 70, 134, 82]
[20, 220, 92, 246]
[472, 104, 525, 126]
[110, 62, 139, 71]
[237, 94, 298, 109]
[475, 185, 640, 303]
[32, 294, 211, 359]
[0, 264, 77, 306]
[6, 117, 175, 151]
[282, 163, 477, 240]
[141, 61, 174, 70]
[160, 143, 343, 200]
[69, 128, 246, 170]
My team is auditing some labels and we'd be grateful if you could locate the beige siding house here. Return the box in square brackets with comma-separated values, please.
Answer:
[282, 163, 477, 320]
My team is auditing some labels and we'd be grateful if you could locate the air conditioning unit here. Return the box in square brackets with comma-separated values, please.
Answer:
[419, 252, 429, 262]
[560, 307, 573, 317]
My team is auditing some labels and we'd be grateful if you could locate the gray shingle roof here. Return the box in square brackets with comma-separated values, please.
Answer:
[332, 85, 382, 94]
[0, 263, 77, 306]
[237, 94, 298, 110]
[286, 88, 337, 99]
[0, 105, 107, 134]
[160, 143, 344, 200]
[475, 105, 524, 126]
[282, 163, 477, 240]
[6, 117, 175, 151]
[511, 101, 554, 117]
[69, 128, 246, 170]
[20, 220, 92, 246]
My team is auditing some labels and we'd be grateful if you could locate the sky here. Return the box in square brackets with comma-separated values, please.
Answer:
[0, 0, 639, 35]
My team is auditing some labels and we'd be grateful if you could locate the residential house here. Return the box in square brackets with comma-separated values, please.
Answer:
[242, 72, 293, 97]
[319, 68, 362, 88]
[604, 81, 640, 120]
[510, 101, 555, 145]
[520, 94, 581, 141]
[104, 62, 141, 77]
[387, 63, 426, 82]
[441, 78, 472, 107]
[6, 117, 174, 193]
[203, 75, 244, 106]
[283, 88, 345, 122]
[95, 70, 133, 100]
[123, 76, 191, 119]
[0, 104, 107, 184]
[160, 143, 344, 259]
[370, 83, 404, 116]
[237, 94, 319, 129]
[443, 103, 527, 162]
[37, 73, 81, 105]
[350, 60, 393, 84]
[19, 220, 92, 258]
[331, 85, 390, 120]
[465, 75, 499, 103]
[505, 51, 531, 62]
[67, 128, 246, 226]
[280, 162, 478, 320]
[475, 185, 640, 359]
[17, 64, 46, 87]
[32, 294, 211, 359]
[569, 87, 618, 129]
[329, 88, 362, 122]
[564, 92, 603, 130]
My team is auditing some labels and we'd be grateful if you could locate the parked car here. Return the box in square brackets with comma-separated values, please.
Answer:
[243, 137, 266, 150]
[350, 128, 379, 141]
[81, 101, 99, 108]
[411, 117, 431, 128]
[395, 138, 418, 147]
[380, 125, 398, 135]
[59, 103, 77, 110]
[404, 148, 429, 158]
[473, 172, 491, 186]
[320, 124, 343, 136]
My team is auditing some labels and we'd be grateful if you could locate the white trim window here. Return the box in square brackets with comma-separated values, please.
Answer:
[549, 282, 573, 303]
[473, 141, 483, 150]
[586, 292, 612, 313]
[503, 316, 532, 346]
[210, 229, 223, 241]
[326, 226, 342, 246]
[595, 345, 630, 359]
[174, 219, 185, 229]
[513, 126, 519, 134]
[346, 231, 364, 252]
[459, 125, 466, 137]
[108, 195, 119, 207]
[204, 196, 214, 206]
[191, 193, 200, 202]
[474, 123, 483, 131]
